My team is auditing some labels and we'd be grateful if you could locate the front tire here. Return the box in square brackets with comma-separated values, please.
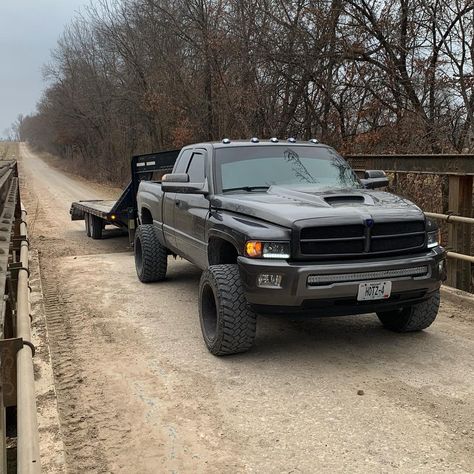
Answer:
[134, 224, 167, 283]
[199, 264, 257, 356]
[377, 290, 440, 332]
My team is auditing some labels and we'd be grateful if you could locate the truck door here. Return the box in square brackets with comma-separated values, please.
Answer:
[162, 149, 192, 252]
[174, 150, 209, 268]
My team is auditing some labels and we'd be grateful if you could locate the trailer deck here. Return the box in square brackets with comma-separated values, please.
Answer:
[71, 200, 117, 216]
[70, 149, 180, 242]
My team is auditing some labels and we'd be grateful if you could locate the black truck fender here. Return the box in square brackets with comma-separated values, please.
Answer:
[206, 210, 292, 265]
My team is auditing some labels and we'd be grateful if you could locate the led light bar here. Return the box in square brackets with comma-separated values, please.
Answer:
[307, 266, 428, 286]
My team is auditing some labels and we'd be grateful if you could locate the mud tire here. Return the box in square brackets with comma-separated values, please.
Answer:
[377, 290, 440, 332]
[134, 224, 167, 283]
[199, 264, 257, 355]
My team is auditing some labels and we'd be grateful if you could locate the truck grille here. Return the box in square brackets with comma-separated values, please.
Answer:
[298, 220, 426, 258]
[372, 221, 425, 236]
[301, 225, 364, 239]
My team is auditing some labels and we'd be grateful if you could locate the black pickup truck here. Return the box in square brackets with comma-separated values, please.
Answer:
[133, 139, 446, 355]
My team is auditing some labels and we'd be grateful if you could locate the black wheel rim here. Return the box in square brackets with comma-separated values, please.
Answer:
[201, 283, 217, 341]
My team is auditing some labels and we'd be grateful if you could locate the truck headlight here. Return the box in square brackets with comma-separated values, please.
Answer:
[427, 229, 441, 248]
[245, 241, 290, 259]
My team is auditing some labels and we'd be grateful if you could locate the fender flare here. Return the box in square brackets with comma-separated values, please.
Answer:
[207, 229, 241, 255]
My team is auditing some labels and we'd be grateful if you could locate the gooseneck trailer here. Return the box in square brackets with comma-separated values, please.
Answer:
[69, 150, 179, 243]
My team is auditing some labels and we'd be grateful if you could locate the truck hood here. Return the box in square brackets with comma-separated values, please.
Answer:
[212, 186, 424, 228]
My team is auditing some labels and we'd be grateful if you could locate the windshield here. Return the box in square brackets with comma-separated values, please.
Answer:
[215, 145, 361, 192]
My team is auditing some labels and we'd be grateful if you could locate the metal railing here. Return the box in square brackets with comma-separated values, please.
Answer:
[425, 212, 474, 264]
[0, 161, 40, 473]
[16, 206, 40, 473]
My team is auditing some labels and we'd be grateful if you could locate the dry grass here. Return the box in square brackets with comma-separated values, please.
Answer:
[388, 172, 446, 213]
[0, 141, 19, 160]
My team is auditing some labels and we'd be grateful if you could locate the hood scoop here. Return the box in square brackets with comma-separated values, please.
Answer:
[324, 195, 369, 207]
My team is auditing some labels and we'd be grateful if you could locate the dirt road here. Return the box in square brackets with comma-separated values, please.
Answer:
[19, 144, 474, 473]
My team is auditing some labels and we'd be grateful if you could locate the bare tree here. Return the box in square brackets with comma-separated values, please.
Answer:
[20, 0, 474, 182]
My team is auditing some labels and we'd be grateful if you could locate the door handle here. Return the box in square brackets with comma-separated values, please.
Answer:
[175, 200, 182, 208]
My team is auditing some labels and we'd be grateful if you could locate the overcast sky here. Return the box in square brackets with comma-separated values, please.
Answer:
[0, 0, 90, 137]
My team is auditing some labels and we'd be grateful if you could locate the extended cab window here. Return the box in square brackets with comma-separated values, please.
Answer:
[186, 152, 206, 183]
[174, 149, 193, 173]
[216, 146, 361, 192]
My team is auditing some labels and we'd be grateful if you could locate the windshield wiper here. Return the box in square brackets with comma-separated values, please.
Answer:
[222, 186, 270, 193]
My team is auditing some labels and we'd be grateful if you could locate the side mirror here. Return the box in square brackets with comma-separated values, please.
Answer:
[162, 173, 189, 183]
[162, 173, 208, 194]
[360, 170, 389, 189]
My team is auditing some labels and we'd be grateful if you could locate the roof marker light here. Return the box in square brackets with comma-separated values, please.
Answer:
[288, 137, 296, 143]
[270, 137, 279, 143]
[251, 137, 259, 143]
[222, 138, 231, 144]
[309, 138, 319, 144]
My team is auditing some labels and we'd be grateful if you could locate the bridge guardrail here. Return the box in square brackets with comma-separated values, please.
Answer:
[0, 161, 40, 473]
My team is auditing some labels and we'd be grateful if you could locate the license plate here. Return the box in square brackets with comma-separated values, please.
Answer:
[357, 281, 392, 301]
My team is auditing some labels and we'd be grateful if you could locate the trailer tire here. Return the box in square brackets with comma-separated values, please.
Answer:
[377, 290, 440, 332]
[85, 213, 91, 237]
[134, 224, 167, 283]
[90, 214, 103, 240]
[199, 264, 257, 356]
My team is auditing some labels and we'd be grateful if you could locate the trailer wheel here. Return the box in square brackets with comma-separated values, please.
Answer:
[377, 290, 440, 332]
[134, 224, 167, 282]
[90, 214, 103, 240]
[199, 264, 257, 356]
[85, 213, 91, 237]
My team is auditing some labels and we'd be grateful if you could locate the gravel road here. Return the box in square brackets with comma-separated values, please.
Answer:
[19, 144, 474, 473]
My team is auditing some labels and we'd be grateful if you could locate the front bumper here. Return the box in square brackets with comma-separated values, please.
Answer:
[238, 247, 446, 316]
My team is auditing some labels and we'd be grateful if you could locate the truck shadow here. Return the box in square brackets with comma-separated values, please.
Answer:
[100, 227, 129, 240]
[68, 227, 129, 242]
[250, 313, 443, 365]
